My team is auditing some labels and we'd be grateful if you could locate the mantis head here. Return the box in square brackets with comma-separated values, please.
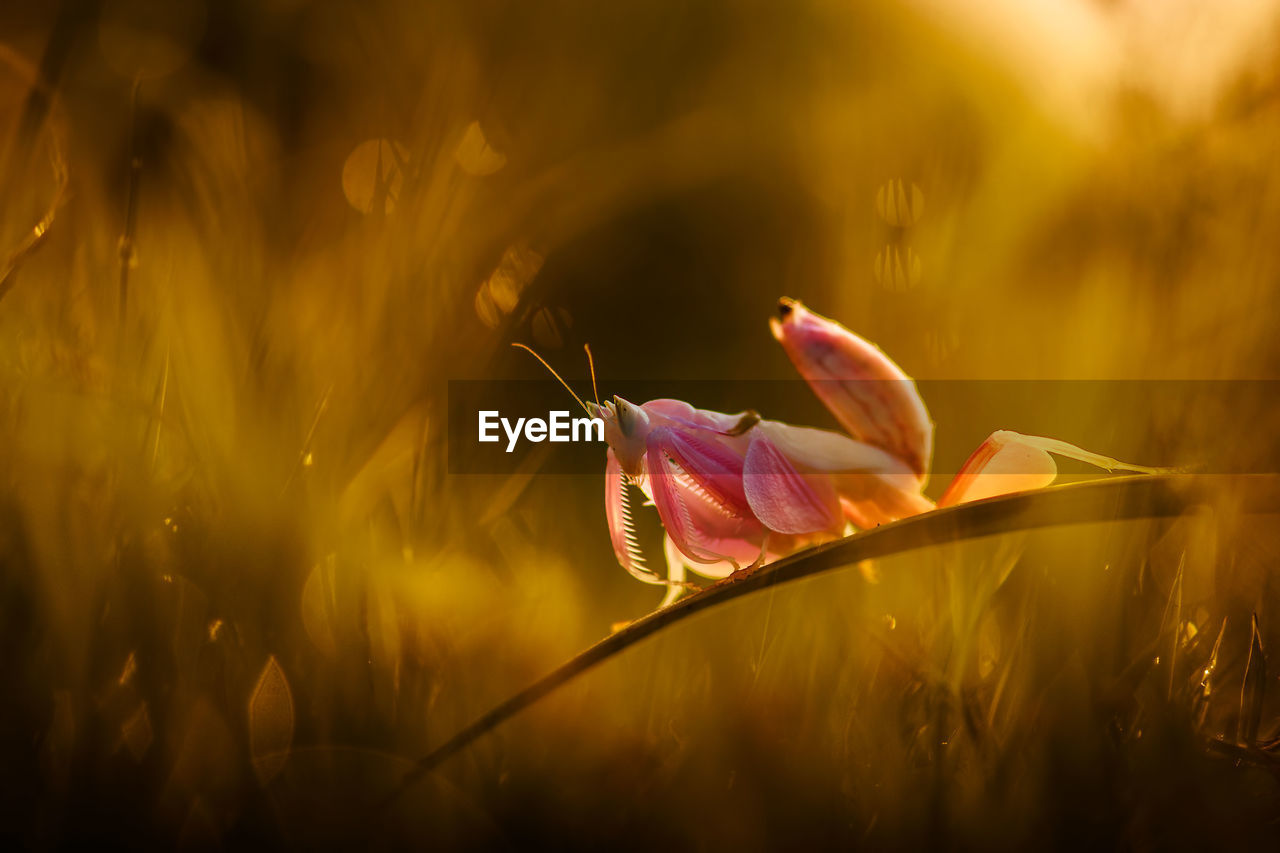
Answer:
[586, 396, 651, 474]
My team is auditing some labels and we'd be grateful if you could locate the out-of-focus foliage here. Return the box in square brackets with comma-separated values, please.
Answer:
[1, 0, 1279, 847]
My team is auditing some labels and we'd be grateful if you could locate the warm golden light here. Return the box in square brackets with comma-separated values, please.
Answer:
[1, 0, 1279, 848]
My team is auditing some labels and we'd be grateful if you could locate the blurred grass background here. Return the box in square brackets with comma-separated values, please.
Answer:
[2, 0, 1280, 848]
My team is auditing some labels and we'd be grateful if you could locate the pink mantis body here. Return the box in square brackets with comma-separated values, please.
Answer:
[520, 298, 1171, 607]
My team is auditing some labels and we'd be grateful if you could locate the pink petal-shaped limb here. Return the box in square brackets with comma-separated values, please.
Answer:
[770, 298, 934, 482]
[743, 433, 843, 535]
[753, 420, 935, 527]
[605, 448, 668, 585]
[937, 430, 1178, 507]
[936, 434, 1056, 507]
[644, 426, 766, 567]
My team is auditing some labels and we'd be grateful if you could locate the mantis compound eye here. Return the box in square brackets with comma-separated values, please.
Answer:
[614, 398, 635, 436]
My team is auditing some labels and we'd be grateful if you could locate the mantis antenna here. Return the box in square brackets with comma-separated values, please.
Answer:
[583, 344, 601, 407]
[511, 343, 590, 415]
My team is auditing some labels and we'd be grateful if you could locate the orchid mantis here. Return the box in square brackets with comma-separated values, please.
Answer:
[517, 298, 1173, 607]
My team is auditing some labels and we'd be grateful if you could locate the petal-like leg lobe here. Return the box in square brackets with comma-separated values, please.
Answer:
[645, 427, 765, 566]
[743, 433, 843, 535]
[771, 299, 934, 482]
[938, 431, 1061, 506]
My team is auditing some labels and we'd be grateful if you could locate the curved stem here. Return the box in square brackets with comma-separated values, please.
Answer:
[381, 473, 1279, 808]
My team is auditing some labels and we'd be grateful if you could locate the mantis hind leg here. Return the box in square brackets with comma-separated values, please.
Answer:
[727, 533, 771, 582]
[938, 430, 1179, 507]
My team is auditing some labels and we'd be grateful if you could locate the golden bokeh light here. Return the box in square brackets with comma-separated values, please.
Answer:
[341, 138, 409, 215]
